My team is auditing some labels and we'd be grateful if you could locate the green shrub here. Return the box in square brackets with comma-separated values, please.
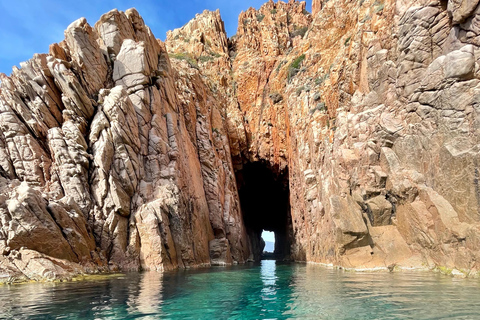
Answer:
[375, 3, 385, 12]
[295, 85, 311, 96]
[291, 54, 306, 69]
[207, 50, 221, 58]
[288, 71, 297, 82]
[288, 68, 299, 82]
[309, 102, 326, 115]
[296, 86, 306, 96]
[199, 55, 214, 63]
[256, 14, 265, 22]
[287, 54, 306, 82]
[292, 26, 308, 38]
[271, 9, 277, 14]
[373, 0, 385, 12]
[315, 73, 330, 86]
[344, 36, 351, 46]
[302, 9, 310, 15]
[276, 60, 286, 73]
[437, 266, 453, 275]
[269, 92, 283, 103]
[168, 53, 198, 68]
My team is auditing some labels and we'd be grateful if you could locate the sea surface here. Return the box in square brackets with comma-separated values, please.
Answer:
[1, 260, 479, 319]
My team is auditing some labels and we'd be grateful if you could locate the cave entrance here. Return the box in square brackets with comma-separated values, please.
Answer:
[236, 162, 292, 261]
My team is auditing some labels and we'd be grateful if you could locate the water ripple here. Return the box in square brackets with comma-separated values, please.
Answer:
[1, 261, 480, 319]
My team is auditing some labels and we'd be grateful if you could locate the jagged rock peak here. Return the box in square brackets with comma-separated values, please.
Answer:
[167, 9, 229, 59]
[312, 0, 322, 16]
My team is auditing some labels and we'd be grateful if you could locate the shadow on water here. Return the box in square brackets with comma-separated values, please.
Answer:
[1, 261, 480, 319]
[0, 261, 296, 320]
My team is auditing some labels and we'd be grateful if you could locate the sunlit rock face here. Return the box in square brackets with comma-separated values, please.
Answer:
[1, 0, 480, 281]
[0, 8, 249, 281]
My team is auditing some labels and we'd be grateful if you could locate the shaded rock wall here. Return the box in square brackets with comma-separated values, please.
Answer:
[1, 0, 480, 281]
[166, 0, 480, 274]
[0, 8, 249, 282]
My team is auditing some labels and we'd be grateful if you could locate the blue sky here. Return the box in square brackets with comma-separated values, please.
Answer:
[262, 230, 275, 242]
[0, 0, 311, 75]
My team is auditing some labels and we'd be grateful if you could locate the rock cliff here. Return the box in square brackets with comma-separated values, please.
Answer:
[1, 0, 480, 282]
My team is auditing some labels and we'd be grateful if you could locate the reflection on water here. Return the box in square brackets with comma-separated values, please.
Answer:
[127, 271, 163, 318]
[0, 260, 479, 319]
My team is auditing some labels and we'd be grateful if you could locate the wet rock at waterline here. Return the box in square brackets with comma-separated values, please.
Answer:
[1, 0, 480, 281]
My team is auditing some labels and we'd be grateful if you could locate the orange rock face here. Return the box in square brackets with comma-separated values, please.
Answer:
[1, 0, 480, 281]
[169, 0, 480, 275]
[312, 0, 322, 16]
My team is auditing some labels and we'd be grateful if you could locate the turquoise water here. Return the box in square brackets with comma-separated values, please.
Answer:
[1, 260, 480, 319]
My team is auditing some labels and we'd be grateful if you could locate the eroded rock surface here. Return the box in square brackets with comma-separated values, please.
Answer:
[1, 0, 480, 281]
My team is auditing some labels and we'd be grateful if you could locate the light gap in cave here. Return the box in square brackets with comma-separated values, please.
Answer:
[236, 161, 292, 261]
[261, 230, 275, 253]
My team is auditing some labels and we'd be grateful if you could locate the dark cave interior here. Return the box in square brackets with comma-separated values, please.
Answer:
[235, 161, 292, 261]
